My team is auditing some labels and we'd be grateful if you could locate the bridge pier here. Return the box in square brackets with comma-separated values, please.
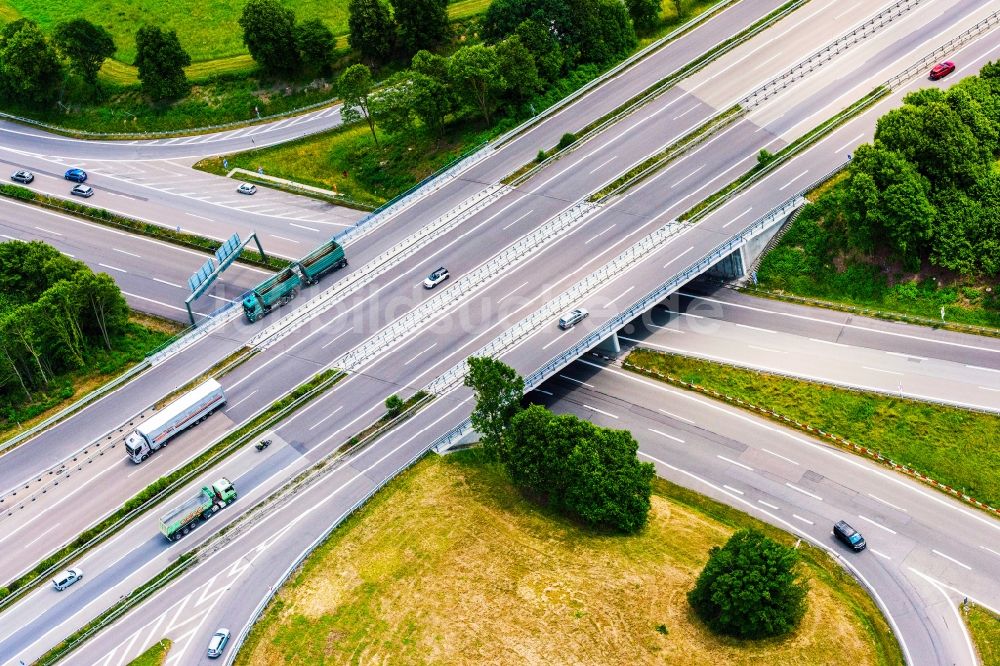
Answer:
[595, 331, 622, 356]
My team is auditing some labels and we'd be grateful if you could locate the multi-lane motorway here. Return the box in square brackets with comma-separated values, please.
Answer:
[1, 0, 999, 663]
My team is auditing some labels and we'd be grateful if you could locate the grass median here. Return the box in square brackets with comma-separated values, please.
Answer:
[624, 348, 1000, 509]
[234, 448, 900, 665]
[126, 638, 171, 666]
[964, 604, 1000, 666]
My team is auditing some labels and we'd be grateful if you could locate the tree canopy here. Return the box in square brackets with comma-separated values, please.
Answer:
[340, 63, 380, 146]
[134, 26, 191, 101]
[392, 0, 449, 55]
[53, 19, 116, 84]
[348, 0, 397, 64]
[295, 18, 335, 73]
[0, 19, 63, 105]
[464, 355, 524, 459]
[239, 0, 300, 73]
[688, 529, 808, 639]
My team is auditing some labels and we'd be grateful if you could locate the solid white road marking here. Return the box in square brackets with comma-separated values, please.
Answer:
[778, 170, 808, 190]
[584, 404, 619, 419]
[758, 499, 779, 510]
[785, 482, 822, 501]
[604, 285, 635, 308]
[403, 342, 437, 366]
[226, 390, 258, 412]
[558, 374, 593, 387]
[931, 549, 972, 571]
[321, 327, 353, 350]
[588, 155, 618, 174]
[858, 514, 897, 534]
[309, 405, 344, 431]
[966, 364, 1000, 373]
[761, 448, 799, 465]
[584, 224, 616, 244]
[497, 281, 529, 304]
[657, 408, 694, 424]
[663, 246, 694, 268]
[862, 366, 904, 376]
[502, 209, 534, 231]
[722, 484, 744, 495]
[834, 133, 865, 153]
[648, 428, 684, 443]
[868, 493, 907, 512]
[542, 329, 572, 350]
[717, 455, 753, 471]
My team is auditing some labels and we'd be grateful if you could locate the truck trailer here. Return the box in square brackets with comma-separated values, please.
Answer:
[159, 478, 237, 541]
[242, 240, 348, 323]
[242, 266, 301, 323]
[125, 379, 227, 463]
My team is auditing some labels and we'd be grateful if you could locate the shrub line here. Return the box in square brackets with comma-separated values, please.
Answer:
[0, 184, 289, 270]
[622, 357, 1000, 518]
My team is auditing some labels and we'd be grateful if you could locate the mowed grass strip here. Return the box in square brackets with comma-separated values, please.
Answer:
[965, 605, 1000, 666]
[626, 348, 1000, 508]
[235, 450, 900, 665]
[126, 638, 171, 666]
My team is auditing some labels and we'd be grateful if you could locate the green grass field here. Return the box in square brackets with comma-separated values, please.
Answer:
[965, 605, 1000, 666]
[127, 639, 171, 666]
[235, 449, 900, 665]
[625, 349, 1000, 509]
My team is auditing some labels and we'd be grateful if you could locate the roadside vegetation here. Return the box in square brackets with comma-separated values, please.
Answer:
[0, 0, 718, 134]
[965, 604, 1000, 666]
[0, 240, 179, 443]
[127, 638, 171, 666]
[756, 64, 1000, 329]
[233, 449, 899, 664]
[625, 348, 1000, 508]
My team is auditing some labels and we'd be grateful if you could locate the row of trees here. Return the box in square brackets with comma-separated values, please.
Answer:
[239, 0, 336, 75]
[464, 357, 654, 533]
[349, 0, 449, 63]
[0, 241, 130, 407]
[841, 63, 1000, 276]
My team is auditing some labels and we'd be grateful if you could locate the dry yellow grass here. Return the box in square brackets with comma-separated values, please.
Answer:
[236, 451, 899, 665]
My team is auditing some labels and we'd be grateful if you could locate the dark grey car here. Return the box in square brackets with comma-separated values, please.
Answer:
[833, 520, 866, 551]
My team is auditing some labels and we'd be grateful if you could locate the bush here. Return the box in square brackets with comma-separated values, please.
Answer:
[557, 132, 577, 150]
[385, 393, 404, 415]
[688, 529, 808, 638]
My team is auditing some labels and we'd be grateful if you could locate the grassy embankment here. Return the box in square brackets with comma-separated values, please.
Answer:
[965, 605, 1000, 666]
[625, 348, 1000, 509]
[754, 173, 1000, 331]
[194, 0, 723, 206]
[234, 449, 901, 665]
[127, 638, 171, 666]
[0, 312, 180, 444]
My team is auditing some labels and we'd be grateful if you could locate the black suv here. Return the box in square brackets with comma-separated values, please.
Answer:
[833, 520, 866, 551]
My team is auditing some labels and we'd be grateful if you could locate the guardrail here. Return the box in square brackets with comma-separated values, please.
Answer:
[886, 9, 1000, 89]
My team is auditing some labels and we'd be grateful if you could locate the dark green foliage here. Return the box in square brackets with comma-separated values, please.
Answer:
[557, 132, 577, 149]
[340, 63, 379, 146]
[464, 356, 524, 459]
[826, 64, 1000, 277]
[0, 240, 133, 419]
[536, 149, 547, 162]
[295, 19, 335, 74]
[688, 529, 808, 638]
[756, 148, 776, 168]
[134, 26, 191, 101]
[53, 19, 116, 84]
[505, 405, 654, 532]
[496, 35, 540, 103]
[515, 19, 563, 82]
[449, 43, 504, 126]
[0, 19, 63, 105]
[385, 393, 404, 415]
[239, 0, 300, 74]
[409, 50, 455, 138]
[626, 0, 660, 33]
[348, 0, 396, 64]
[392, 0, 449, 55]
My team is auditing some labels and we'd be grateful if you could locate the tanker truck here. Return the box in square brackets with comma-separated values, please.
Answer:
[159, 477, 237, 541]
[124, 379, 226, 463]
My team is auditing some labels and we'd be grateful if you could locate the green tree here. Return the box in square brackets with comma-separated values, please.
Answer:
[295, 19, 334, 73]
[0, 19, 63, 105]
[410, 50, 455, 138]
[449, 44, 505, 126]
[514, 19, 563, 82]
[369, 73, 415, 135]
[688, 529, 808, 639]
[593, 0, 637, 65]
[626, 0, 660, 33]
[506, 405, 578, 500]
[392, 0, 449, 54]
[348, 0, 396, 64]
[496, 35, 539, 103]
[339, 63, 380, 146]
[134, 26, 191, 101]
[563, 427, 654, 532]
[53, 19, 116, 84]
[464, 356, 524, 460]
[385, 393, 404, 415]
[239, 0, 300, 74]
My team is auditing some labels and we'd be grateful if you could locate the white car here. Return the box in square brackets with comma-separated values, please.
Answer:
[53, 567, 83, 591]
[236, 183, 257, 195]
[558, 308, 589, 329]
[423, 267, 449, 289]
[207, 628, 230, 658]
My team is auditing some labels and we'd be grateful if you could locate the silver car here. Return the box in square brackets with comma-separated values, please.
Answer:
[70, 184, 94, 198]
[53, 567, 83, 591]
[236, 183, 257, 195]
[207, 628, 230, 658]
[558, 307, 589, 329]
[10, 170, 34, 184]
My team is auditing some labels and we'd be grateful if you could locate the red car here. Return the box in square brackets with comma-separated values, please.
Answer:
[929, 61, 955, 80]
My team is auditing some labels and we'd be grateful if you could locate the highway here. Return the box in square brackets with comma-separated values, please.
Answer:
[1, 0, 998, 663]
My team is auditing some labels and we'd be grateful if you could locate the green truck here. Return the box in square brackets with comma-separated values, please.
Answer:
[243, 266, 300, 323]
[243, 239, 348, 322]
[159, 478, 237, 541]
